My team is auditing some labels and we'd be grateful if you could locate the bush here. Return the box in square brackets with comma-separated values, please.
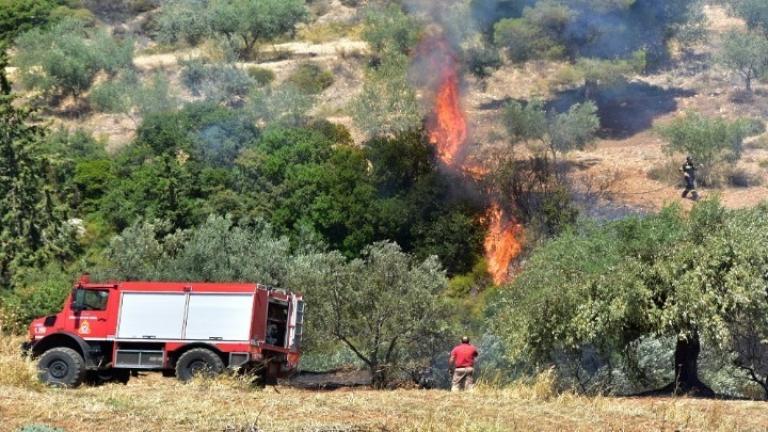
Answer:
[287, 62, 334, 95]
[14, 18, 134, 99]
[656, 112, 761, 186]
[246, 66, 275, 86]
[464, 44, 502, 79]
[0, 264, 73, 333]
[180, 60, 255, 104]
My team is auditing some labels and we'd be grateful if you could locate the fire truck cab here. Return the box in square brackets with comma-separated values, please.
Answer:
[23, 275, 304, 387]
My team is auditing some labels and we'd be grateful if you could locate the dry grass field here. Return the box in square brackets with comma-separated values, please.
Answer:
[2, 336, 768, 432]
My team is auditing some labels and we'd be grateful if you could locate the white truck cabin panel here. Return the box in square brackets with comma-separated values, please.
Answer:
[117, 292, 186, 339]
[184, 293, 254, 341]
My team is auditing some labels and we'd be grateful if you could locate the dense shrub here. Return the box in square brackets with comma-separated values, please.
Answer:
[246, 66, 276, 86]
[287, 62, 334, 95]
[14, 18, 134, 99]
[656, 112, 762, 186]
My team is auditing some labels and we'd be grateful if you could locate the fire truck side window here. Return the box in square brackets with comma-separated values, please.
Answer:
[73, 289, 109, 311]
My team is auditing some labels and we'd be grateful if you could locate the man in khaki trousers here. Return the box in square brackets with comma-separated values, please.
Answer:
[449, 336, 478, 392]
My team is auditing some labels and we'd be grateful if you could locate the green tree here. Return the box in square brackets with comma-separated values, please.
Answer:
[351, 52, 421, 137]
[286, 62, 334, 95]
[90, 71, 179, 119]
[729, 0, 768, 36]
[493, 199, 768, 396]
[717, 30, 768, 93]
[0, 97, 76, 287]
[502, 99, 599, 162]
[362, 4, 421, 56]
[291, 241, 452, 388]
[0, 0, 59, 43]
[236, 125, 379, 255]
[157, 0, 307, 59]
[14, 18, 134, 100]
[656, 111, 758, 186]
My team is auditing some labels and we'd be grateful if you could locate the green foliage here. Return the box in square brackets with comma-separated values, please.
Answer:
[717, 30, 768, 92]
[362, 4, 421, 56]
[494, 1, 573, 62]
[249, 84, 314, 127]
[90, 70, 179, 117]
[14, 18, 134, 99]
[0, 98, 77, 288]
[0, 0, 59, 44]
[246, 66, 276, 86]
[289, 241, 452, 387]
[729, 0, 768, 36]
[236, 125, 379, 254]
[493, 200, 768, 394]
[99, 216, 294, 286]
[156, 0, 307, 59]
[464, 44, 503, 79]
[502, 100, 599, 159]
[656, 111, 758, 186]
[492, 0, 701, 67]
[351, 52, 421, 137]
[180, 60, 255, 104]
[0, 263, 72, 333]
[287, 62, 334, 95]
[549, 102, 600, 155]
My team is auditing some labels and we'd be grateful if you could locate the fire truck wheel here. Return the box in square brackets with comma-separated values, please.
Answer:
[37, 347, 87, 388]
[175, 348, 225, 382]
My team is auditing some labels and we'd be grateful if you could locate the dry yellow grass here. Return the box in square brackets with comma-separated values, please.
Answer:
[2, 335, 768, 431]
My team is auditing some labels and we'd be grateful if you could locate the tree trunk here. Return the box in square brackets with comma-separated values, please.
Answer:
[665, 331, 714, 397]
[639, 331, 715, 397]
[370, 363, 387, 389]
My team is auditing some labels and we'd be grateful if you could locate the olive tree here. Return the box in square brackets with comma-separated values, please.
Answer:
[728, 0, 768, 36]
[157, 0, 307, 59]
[13, 18, 133, 100]
[502, 99, 599, 162]
[290, 242, 452, 388]
[351, 52, 422, 137]
[493, 199, 768, 397]
[717, 30, 768, 93]
[656, 111, 759, 186]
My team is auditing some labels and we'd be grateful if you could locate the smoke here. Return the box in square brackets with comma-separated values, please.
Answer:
[407, 0, 702, 63]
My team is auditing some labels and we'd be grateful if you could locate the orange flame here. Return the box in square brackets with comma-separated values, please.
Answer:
[483, 204, 523, 285]
[429, 68, 467, 166]
[420, 34, 522, 285]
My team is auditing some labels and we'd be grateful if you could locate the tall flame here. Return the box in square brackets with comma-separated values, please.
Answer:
[419, 33, 522, 285]
[484, 204, 523, 285]
[429, 68, 467, 166]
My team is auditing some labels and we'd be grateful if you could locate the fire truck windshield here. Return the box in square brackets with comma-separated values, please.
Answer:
[72, 288, 109, 311]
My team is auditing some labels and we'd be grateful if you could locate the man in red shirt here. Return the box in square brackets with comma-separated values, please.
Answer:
[449, 336, 479, 392]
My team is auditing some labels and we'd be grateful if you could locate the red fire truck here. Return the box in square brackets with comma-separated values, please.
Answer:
[22, 275, 304, 387]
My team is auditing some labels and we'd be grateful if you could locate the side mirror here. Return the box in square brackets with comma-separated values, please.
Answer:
[71, 289, 84, 312]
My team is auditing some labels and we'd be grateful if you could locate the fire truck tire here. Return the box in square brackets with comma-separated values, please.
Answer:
[37, 347, 87, 388]
[175, 348, 225, 382]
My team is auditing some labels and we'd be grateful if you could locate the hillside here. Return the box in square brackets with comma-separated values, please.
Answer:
[5, 2, 768, 430]
[7, 2, 767, 211]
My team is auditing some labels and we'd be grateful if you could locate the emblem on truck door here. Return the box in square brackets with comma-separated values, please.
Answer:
[79, 320, 91, 334]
